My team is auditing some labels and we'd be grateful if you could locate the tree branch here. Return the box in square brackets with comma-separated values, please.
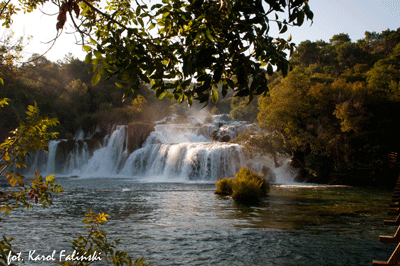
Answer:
[80, 0, 129, 31]
[0, 0, 12, 18]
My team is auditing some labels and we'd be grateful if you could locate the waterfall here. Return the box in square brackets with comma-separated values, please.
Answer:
[22, 140, 61, 175]
[44, 140, 60, 173]
[22, 114, 295, 182]
[119, 142, 244, 181]
[74, 125, 129, 176]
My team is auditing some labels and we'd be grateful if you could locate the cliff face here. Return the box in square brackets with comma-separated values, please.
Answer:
[126, 122, 155, 153]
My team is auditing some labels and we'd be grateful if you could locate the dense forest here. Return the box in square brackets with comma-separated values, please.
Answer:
[1, 28, 400, 187]
[255, 28, 400, 187]
[0, 50, 170, 140]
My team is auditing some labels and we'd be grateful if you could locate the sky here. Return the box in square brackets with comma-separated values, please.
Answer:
[8, 0, 400, 63]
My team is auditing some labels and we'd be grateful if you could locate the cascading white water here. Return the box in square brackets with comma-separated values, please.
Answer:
[73, 125, 129, 176]
[62, 141, 91, 174]
[119, 142, 244, 181]
[23, 140, 61, 175]
[44, 140, 60, 174]
[23, 114, 296, 183]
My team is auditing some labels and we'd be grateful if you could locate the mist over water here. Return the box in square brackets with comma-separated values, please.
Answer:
[23, 114, 296, 183]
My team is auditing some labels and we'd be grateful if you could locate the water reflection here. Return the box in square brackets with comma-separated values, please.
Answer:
[220, 185, 392, 230]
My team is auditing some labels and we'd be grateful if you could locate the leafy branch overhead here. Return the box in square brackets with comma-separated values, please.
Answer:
[3, 0, 313, 105]
[0, 100, 62, 216]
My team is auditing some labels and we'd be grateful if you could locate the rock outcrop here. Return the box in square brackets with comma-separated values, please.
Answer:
[126, 122, 155, 153]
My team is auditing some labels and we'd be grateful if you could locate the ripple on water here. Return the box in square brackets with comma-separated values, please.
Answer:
[0, 178, 394, 265]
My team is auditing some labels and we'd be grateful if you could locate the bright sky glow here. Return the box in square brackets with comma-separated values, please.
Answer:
[7, 0, 400, 63]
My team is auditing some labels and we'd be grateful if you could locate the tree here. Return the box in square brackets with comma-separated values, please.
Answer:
[1, 0, 313, 105]
[257, 30, 400, 185]
[363, 28, 400, 57]
[0, 31, 24, 85]
[230, 95, 258, 122]
[367, 43, 400, 94]
[60, 78, 90, 113]
[329, 33, 351, 45]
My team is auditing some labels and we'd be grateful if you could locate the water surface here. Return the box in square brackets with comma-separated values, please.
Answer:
[0, 177, 395, 265]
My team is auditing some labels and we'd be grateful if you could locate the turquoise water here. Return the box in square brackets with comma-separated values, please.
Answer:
[0, 177, 396, 265]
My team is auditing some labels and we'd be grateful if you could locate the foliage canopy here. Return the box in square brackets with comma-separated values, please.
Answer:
[1, 0, 313, 105]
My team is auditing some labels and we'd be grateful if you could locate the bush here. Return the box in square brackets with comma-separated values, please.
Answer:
[215, 177, 233, 195]
[215, 167, 269, 204]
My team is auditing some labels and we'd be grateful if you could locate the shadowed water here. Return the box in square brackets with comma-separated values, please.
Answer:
[0, 177, 395, 265]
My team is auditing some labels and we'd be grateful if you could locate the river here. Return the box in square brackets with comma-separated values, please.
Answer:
[0, 177, 395, 266]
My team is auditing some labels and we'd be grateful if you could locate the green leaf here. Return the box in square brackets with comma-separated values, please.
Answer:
[222, 83, 228, 98]
[211, 89, 218, 103]
[279, 24, 287, 34]
[138, 17, 144, 27]
[234, 88, 250, 97]
[85, 52, 93, 64]
[82, 45, 93, 52]
[157, 90, 166, 99]
[89, 65, 98, 74]
[166, 91, 174, 100]
[205, 28, 214, 41]
[92, 71, 102, 86]
[46, 175, 55, 182]
[297, 11, 305, 26]
[151, 3, 162, 10]
[139, 73, 150, 83]
[115, 82, 128, 88]
[89, 38, 97, 45]
[94, 50, 103, 59]
[267, 64, 273, 76]
[187, 96, 193, 107]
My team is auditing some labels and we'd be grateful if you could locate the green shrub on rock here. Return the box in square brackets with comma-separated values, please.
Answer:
[215, 167, 269, 204]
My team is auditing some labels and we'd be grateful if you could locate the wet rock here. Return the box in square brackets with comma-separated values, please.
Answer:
[210, 130, 218, 141]
[210, 131, 231, 142]
[127, 122, 155, 153]
[220, 135, 231, 142]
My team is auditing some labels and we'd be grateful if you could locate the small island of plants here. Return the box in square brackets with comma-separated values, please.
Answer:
[215, 167, 270, 204]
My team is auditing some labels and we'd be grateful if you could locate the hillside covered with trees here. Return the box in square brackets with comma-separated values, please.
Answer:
[255, 28, 400, 187]
[0, 49, 174, 140]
